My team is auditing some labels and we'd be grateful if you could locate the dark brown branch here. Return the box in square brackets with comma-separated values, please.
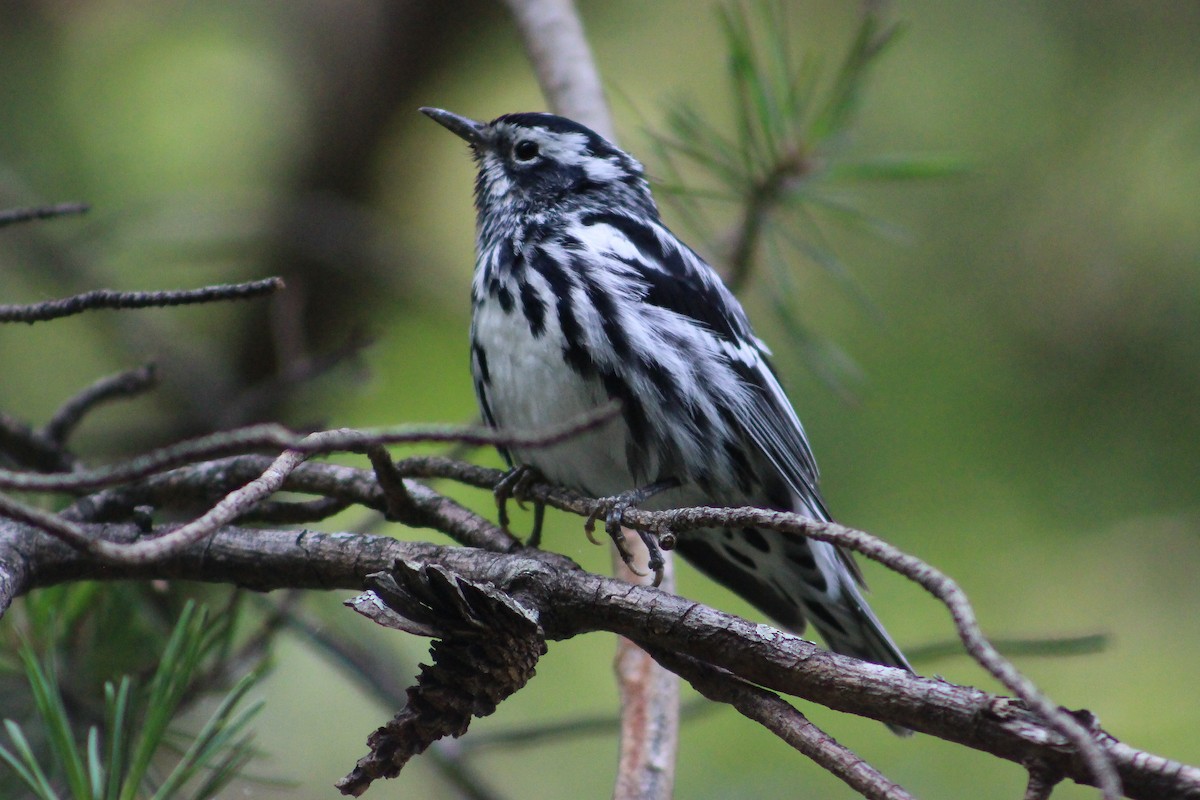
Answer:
[645, 506, 1123, 799]
[385, 457, 1123, 796]
[0, 404, 618, 493]
[647, 646, 914, 800]
[1025, 764, 1062, 800]
[0, 202, 89, 229]
[0, 443, 314, 564]
[43, 364, 159, 446]
[2, 520, 1196, 800]
[65, 456, 517, 553]
[0, 412, 73, 472]
[0, 277, 284, 324]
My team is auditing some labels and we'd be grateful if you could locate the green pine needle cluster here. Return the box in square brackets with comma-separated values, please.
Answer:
[0, 601, 265, 800]
[647, 2, 966, 394]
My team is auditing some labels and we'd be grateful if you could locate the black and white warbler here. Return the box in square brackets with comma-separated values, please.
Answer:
[421, 107, 911, 679]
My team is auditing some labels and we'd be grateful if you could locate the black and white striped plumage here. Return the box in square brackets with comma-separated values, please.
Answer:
[421, 107, 910, 676]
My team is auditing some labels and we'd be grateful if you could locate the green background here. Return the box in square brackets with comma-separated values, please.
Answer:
[2, 1, 1198, 797]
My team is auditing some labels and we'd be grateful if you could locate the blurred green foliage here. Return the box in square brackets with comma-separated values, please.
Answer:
[2, 1, 1198, 798]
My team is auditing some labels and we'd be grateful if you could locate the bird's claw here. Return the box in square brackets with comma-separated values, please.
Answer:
[585, 480, 680, 586]
[493, 465, 546, 546]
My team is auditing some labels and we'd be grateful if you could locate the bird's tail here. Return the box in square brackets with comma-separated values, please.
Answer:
[676, 525, 912, 735]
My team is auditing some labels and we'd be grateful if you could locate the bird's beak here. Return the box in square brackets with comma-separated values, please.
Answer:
[420, 107, 487, 146]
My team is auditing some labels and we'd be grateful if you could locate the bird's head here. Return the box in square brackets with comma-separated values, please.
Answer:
[420, 108, 658, 223]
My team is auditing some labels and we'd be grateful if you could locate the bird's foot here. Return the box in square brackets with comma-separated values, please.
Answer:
[584, 478, 680, 587]
[493, 465, 547, 547]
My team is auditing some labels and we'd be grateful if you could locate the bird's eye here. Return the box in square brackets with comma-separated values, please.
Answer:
[513, 140, 540, 161]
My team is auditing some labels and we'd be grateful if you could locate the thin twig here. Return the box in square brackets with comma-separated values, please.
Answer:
[0, 202, 89, 228]
[0, 277, 284, 324]
[645, 505, 1124, 800]
[905, 633, 1109, 665]
[366, 444, 423, 523]
[648, 646, 915, 800]
[0, 403, 619, 493]
[65, 455, 519, 554]
[0, 439, 309, 564]
[43, 363, 159, 446]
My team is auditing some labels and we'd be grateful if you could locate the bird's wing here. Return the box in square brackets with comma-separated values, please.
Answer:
[573, 211, 831, 520]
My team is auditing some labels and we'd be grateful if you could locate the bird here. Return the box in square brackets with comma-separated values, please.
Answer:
[420, 106, 911, 685]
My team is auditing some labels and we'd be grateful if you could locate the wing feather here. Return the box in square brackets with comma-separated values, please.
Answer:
[575, 211, 837, 527]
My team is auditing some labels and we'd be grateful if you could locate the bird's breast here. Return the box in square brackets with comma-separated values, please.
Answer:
[471, 292, 633, 496]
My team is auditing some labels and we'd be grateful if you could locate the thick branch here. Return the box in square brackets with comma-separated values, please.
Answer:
[500, 0, 612, 139]
[2, 520, 1197, 800]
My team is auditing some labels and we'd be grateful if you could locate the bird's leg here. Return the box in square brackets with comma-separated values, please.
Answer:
[493, 464, 547, 545]
[585, 478, 680, 586]
[528, 501, 547, 549]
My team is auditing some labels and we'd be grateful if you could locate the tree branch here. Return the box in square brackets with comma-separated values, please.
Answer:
[0, 404, 617, 493]
[646, 646, 915, 800]
[0, 277, 285, 324]
[43, 363, 159, 447]
[499, 0, 613, 139]
[2, 518, 1196, 800]
[0, 202, 89, 229]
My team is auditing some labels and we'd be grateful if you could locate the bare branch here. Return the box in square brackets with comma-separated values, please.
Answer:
[0, 403, 618, 493]
[0, 441, 308, 564]
[390, 453, 1128, 797]
[0, 277, 285, 324]
[645, 505, 1123, 800]
[0, 412, 73, 472]
[0, 202, 89, 228]
[647, 646, 915, 800]
[613, 593, 679, 800]
[4, 519, 1197, 800]
[43, 363, 159, 447]
[906, 633, 1109, 665]
[64, 456, 518, 553]
[358, 457, 1129, 794]
[499, 0, 613, 139]
[1025, 764, 1062, 800]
